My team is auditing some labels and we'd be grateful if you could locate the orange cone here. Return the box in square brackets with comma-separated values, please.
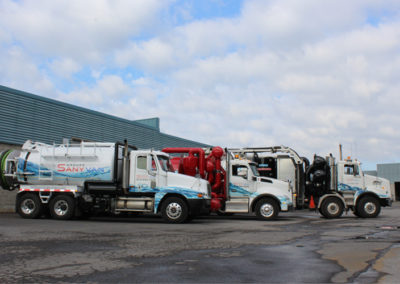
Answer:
[309, 195, 316, 209]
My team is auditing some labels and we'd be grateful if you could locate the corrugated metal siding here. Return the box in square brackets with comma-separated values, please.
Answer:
[0, 85, 209, 149]
[377, 163, 400, 183]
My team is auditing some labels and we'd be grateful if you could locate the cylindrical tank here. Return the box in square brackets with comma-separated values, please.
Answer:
[1, 140, 117, 188]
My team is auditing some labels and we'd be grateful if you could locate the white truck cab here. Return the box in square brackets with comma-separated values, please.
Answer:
[128, 150, 211, 217]
[221, 157, 293, 220]
[334, 158, 392, 217]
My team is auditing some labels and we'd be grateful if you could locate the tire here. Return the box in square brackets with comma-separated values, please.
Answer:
[353, 208, 361, 217]
[320, 197, 344, 219]
[356, 196, 381, 218]
[16, 193, 43, 219]
[255, 198, 279, 220]
[49, 195, 76, 220]
[160, 197, 189, 223]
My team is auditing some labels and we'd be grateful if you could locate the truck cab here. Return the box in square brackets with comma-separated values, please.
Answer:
[336, 159, 392, 217]
[128, 150, 211, 221]
[222, 158, 293, 220]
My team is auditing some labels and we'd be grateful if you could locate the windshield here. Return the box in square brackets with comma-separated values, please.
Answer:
[249, 163, 260, 177]
[157, 155, 175, 172]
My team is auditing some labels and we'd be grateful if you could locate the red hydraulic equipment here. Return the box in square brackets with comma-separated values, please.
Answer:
[162, 147, 227, 212]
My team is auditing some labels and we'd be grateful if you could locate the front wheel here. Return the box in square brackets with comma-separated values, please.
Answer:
[320, 197, 344, 219]
[161, 197, 189, 223]
[49, 195, 76, 220]
[356, 196, 381, 218]
[255, 198, 279, 220]
[16, 193, 43, 219]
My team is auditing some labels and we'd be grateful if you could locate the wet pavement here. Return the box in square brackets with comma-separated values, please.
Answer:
[0, 203, 399, 283]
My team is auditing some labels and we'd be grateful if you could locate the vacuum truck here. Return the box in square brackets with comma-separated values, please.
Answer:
[0, 140, 211, 223]
[229, 146, 392, 218]
[162, 147, 293, 220]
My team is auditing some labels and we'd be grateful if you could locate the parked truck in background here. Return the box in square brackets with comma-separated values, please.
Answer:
[230, 146, 392, 218]
[0, 140, 211, 223]
[162, 147, 293, 220]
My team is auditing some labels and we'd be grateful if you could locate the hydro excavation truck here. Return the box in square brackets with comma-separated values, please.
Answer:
[229, 146, 392, 218]
[0, 140, 211, 223]
[162, 147, 292, 220]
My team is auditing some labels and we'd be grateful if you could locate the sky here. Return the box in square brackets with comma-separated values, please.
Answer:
[0, 0, 400, 170]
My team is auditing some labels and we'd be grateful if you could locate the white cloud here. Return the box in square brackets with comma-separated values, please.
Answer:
[49, 58, 81, 78]
[59, 75, 132, 106]
[0, 46, 54, 95]
[0, 0, 167, 62]
[1, 0, 400, 169]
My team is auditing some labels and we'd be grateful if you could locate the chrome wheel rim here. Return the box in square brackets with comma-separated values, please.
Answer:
[327, 202, 340, 215]
[21, 199, 36, 215]
[364, 202, 376, 215]
[166, 202, 182, 219]
[54, 200, 69, 216]
[260, 203, 274, 218]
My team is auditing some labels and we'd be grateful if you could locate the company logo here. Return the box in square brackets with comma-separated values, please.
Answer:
[57, 163, 106, 175]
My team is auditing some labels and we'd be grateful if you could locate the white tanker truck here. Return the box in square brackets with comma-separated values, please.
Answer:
[0, 140, 211, 223]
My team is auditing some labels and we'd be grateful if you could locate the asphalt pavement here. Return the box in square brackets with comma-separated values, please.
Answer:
[0, 203, 399, 283]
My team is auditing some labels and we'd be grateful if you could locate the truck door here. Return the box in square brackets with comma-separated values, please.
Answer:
[230, 165, 253, 197]
[130, 154, 155, 190]
[155, 155, 168, 187]
[341, 163, 363, 190]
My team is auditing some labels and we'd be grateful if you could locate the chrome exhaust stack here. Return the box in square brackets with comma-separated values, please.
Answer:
[121, 140, 130, 195]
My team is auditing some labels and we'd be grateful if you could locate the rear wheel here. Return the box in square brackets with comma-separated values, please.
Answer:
[320, 197, 344, 219]
[161, 197, 189, 223]
[49, 195, 76, 220]
[356, 196, 381, 218]
[16, 193, 43, 219]
[255, 198, 279, 220]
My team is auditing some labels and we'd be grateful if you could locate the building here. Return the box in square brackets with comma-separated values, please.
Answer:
[365, 164, 400, 201]
[0, 85, 209, 211]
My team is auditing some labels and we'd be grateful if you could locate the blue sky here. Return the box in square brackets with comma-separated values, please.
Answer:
[1, 0, 400, 170]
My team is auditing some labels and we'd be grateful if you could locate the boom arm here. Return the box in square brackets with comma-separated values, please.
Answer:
[229, 146, 304, 165]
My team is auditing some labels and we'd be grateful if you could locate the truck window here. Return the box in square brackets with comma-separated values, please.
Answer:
[249, 163, 260, 177]
[137, 156, 147, 170]
[344, 164, 359, 175]
[157, 155, 174, 172]
[151, 155, 157, 171]
[232, 165, 248, 178]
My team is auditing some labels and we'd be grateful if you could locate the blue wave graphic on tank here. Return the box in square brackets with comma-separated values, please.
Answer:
[17, 159, 111, 180]
[129, 186, 204, 212]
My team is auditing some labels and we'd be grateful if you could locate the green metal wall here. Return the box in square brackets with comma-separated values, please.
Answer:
[377, 163, 400, 183]
[0, 85, 209, 149]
